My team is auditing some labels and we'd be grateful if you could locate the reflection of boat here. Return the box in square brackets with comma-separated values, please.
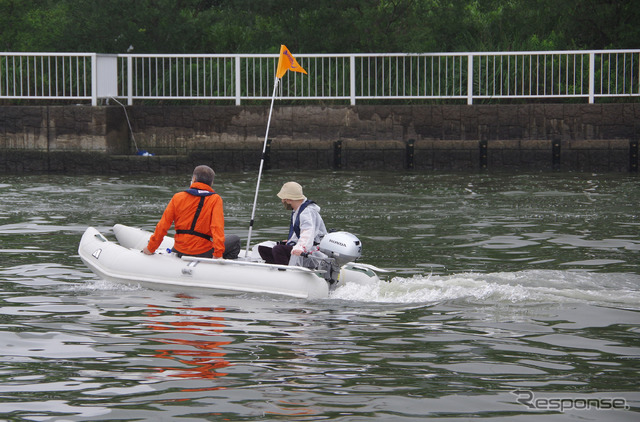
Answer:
[144, 304, 231, 382]
[78, 224, 381, 299]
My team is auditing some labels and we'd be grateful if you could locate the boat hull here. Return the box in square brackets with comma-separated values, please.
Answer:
[78, 225, 380, 299]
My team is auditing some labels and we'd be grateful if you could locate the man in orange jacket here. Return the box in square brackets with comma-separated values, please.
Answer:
[142, 165, 240, 259]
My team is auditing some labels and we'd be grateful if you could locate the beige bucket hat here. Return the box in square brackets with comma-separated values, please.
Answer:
[277, 181, 305, 200]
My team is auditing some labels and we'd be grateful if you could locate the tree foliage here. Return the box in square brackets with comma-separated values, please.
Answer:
[1, 0, 637, 53]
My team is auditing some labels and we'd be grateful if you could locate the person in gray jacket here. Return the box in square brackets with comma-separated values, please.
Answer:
[258, 181, 327, 266]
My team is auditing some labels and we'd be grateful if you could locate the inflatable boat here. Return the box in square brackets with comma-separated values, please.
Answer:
[78, 224, 382, 299]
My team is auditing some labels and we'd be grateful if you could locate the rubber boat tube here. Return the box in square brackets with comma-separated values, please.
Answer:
[78, 225, 380, 299]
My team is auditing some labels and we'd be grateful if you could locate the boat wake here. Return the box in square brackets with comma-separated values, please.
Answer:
[72, 267, 640, 310]
[330, 269, 640, 309]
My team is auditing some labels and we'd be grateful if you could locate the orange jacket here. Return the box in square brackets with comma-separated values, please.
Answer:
[147, 182, 226, 257]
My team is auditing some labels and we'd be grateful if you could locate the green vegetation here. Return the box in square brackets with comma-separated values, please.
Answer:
[1, 0, 638, 54]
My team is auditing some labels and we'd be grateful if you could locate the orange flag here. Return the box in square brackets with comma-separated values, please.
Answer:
[276, 45, 307, 79]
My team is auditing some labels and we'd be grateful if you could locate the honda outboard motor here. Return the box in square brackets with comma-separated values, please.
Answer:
[311, 231, 362, 284]
[319, 231, 362, 266]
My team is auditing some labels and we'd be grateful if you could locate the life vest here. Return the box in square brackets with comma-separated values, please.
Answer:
[287, 200, 314, 245]
[175, 188, 217, 241]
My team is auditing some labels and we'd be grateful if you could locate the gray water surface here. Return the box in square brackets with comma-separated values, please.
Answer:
[0, 170, 638, 421]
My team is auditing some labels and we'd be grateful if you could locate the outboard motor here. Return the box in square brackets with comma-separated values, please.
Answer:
[311, 231, 362, 284]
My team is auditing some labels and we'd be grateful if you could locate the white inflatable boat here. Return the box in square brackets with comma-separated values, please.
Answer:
[78, 224, 382, 299]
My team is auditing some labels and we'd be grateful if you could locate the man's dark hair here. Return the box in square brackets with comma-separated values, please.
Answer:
[193, 165, 215, 186]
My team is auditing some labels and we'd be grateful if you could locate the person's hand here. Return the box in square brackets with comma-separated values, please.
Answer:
[291, 249, 303, 256]
[142, 247, 153, 255]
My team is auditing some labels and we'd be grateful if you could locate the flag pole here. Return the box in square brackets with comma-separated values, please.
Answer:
[245, 77, 279, 256]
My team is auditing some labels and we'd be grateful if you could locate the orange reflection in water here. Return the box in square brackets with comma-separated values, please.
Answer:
[265, 400, 319, 417]
[144, 304, 232, 386]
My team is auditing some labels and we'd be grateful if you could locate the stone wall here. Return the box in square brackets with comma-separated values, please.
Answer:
[1, 104, 638, 173]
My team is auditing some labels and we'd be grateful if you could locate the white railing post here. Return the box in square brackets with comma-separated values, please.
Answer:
[589, 52, 595, 104]
[235, 56, 241, 106]
[467, 53, 474, 105]
[90, 54, 98, 106]
[350, 55, 356, 105]
[127, 56, 133, 105]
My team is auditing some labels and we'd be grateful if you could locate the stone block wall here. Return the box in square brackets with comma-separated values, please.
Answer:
[0, 106, 128, 154]
[0, 103, 638, 173]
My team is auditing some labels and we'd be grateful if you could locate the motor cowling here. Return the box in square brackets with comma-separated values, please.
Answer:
[318, 231, 362, 268]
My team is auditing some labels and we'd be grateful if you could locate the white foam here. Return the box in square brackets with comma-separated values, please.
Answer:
[330, 270, 640, 307]
[73, 279, 144, 292]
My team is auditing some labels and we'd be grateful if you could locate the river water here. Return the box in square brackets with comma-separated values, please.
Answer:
[0, 170, 638, 421]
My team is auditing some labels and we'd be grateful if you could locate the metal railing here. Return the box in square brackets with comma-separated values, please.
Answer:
[0, 53, 94, 102]
[2, 50, 639, 105]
